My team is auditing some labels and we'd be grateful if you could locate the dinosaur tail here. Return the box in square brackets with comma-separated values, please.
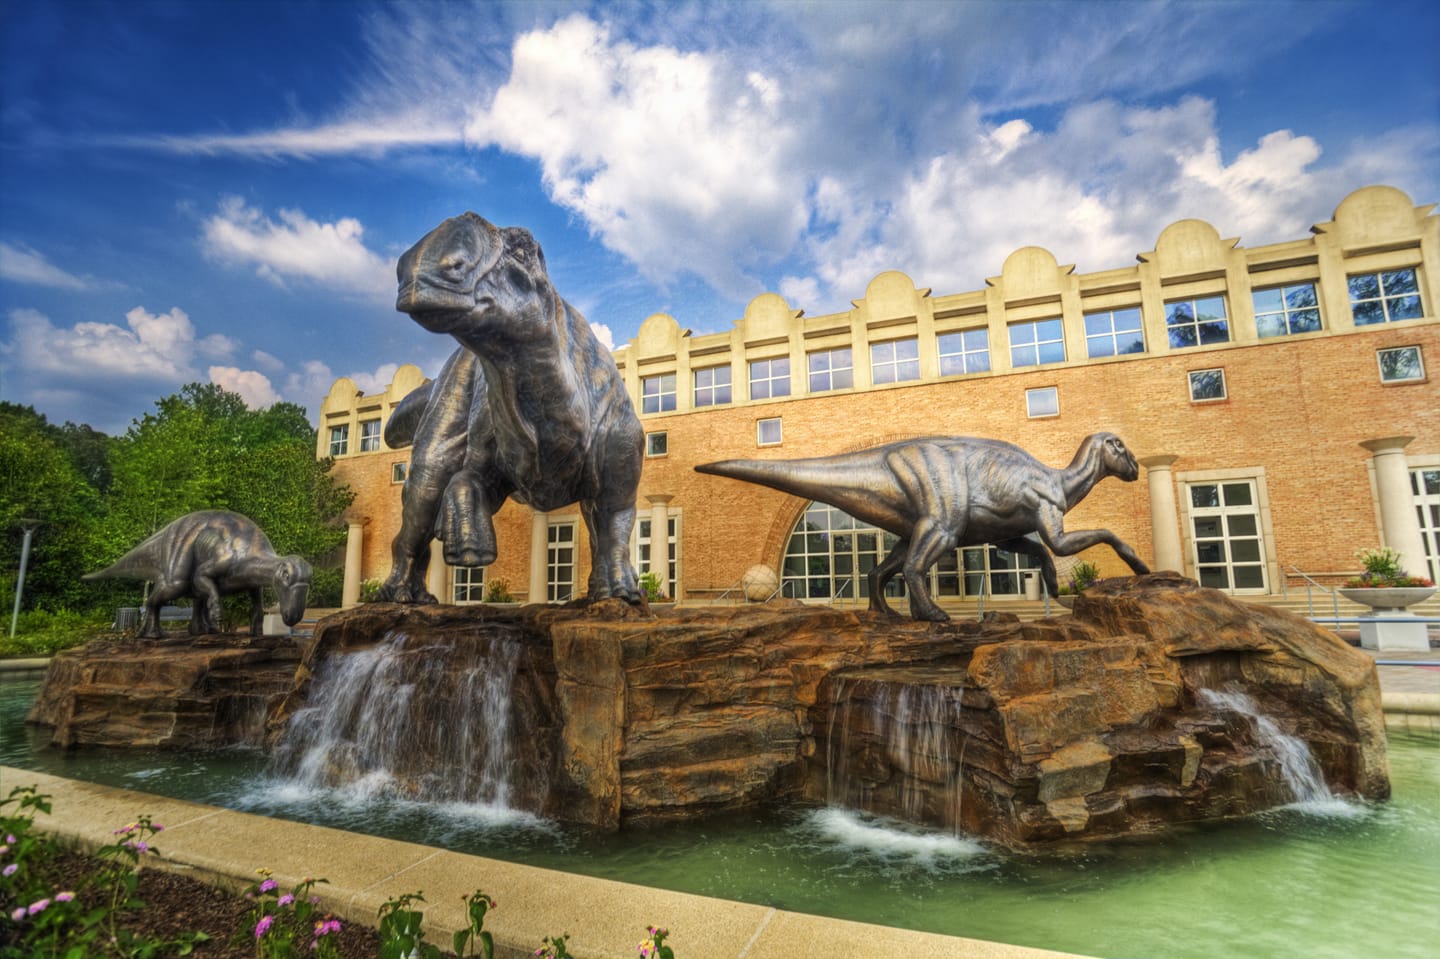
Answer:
[695, 456, 874, 501]
[383, 382, 434, 450]
[81, 545, 155, 582]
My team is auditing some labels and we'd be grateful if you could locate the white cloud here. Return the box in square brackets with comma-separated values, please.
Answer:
[201, 197, 394, 300]
[466, 14, 808, 298]
[251, 349, 286, 373]
[123, 115, 461, 159]
[0, 242, 119, 291]
[208, 366, 282, 408]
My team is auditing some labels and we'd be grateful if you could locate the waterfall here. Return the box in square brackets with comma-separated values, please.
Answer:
[270, 630, 548, 810]
[825, 675, 966, 832]
[1199, 687, 1331, 803]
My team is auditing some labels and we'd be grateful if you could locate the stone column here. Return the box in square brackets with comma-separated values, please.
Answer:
[646, 494, 673, 579]
[1140, 455, 1183, 574]
[1361, 437, 1427, 574]
[529, 509, 549, 603]
[341, 521, 364, 608]
[426, 540, 448, 604]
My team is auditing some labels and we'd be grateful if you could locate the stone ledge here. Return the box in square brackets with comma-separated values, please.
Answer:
[3, 766, 1090, 959]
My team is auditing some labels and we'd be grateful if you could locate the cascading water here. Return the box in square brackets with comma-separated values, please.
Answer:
[269, 629, 552, 812]
[825, 672, 968, 833]
[1199, 687, 1332, 804]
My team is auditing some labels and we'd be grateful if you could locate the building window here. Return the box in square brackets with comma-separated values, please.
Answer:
[807, 347, 854, 392]
[391, 462, 408, 484]
[646, 431, 669, 457]
[1349, 268, 1423, 325]
[757, 417, 783, 446]
[547, 522, 576, 602]
[1084, 307, 1145, 358]
[693, 365, 732, 407]
[635, 514, 680, 599]
[1377, 346, 1425, 383]
[961, 545, 1042, 599]
[1189, 369, 1227, 402]
[1411, 467, 1440, 583]
[1187, 480, 1267, 592]
[1165, 295, 1229, 348]
[1026, 386, 1059, 418]
[937, 329, 990, 375]
[641, 373, 676, 414]
[783, 502, 900, 601]
[1253, 283, 1321, 338]
[870, 338, 921, 384]
[359, 418, 382, 452]
[452, 566, 486, 604]
[749, 357, 791, 400]
[1008, 318, 1065, 368]
[327, 424, 349, 457]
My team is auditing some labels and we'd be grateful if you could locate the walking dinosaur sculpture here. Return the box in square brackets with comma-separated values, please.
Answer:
[696, 432, 1151, 621]
[83, 509, 312, 639]
[377, 212, 644, 605]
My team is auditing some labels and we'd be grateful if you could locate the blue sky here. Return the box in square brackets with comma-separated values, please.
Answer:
[2, 0, 1437, 434]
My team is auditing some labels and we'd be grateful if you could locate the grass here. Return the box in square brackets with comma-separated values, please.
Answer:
[0, 608, 112, 659]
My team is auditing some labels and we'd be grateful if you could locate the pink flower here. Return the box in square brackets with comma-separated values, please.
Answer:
[28, 898, 50, 916]
[259, 878, 278, 893]
[2, 864, 17, 877]
[255, 915, 274, 938]
[313, 918, 342, 937]
[278, 893, 295, 907]
[9, 907, 24, 922]
[56, 891, 75, 903]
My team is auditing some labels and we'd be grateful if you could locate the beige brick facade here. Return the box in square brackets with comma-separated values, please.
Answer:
[319, 185, 1440, 607]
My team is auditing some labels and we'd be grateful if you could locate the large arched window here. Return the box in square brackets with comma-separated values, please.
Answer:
[781, 502, 1041, 602]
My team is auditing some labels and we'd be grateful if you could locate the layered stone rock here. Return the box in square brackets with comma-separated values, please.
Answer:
[27, 635, 300, 749]
[29, 574, 1389, 849]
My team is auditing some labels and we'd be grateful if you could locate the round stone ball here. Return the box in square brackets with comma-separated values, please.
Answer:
[741, 564, 780, 602]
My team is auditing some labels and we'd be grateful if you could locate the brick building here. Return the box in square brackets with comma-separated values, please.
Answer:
[317, 184, 1439, 612]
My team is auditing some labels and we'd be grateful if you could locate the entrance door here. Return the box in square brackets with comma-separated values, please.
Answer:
[1412, 467, 1440, 583]
[1187, 480, 1267, 592]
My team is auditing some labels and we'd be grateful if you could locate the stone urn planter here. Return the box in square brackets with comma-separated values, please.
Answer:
[1338, 586, 1437, 613]
[1055, 595, 1077, 609]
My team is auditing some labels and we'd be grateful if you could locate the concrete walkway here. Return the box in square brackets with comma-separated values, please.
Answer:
[1, 766, 1085, 959]
[1363, 645, 1440, 733]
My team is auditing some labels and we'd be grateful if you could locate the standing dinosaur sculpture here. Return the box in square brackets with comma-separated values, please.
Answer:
[696, 432, 1151, 621]
[83, 510, 311, 639]
[377, 212, 644, 605]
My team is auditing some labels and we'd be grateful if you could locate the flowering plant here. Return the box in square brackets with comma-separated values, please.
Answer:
[535, 933, 573, 959]
[638, 924, 677, 958]
[1058, 560, 1101, 596]
[1345, 547, 1435, 589]
[245, 869, 339, 959]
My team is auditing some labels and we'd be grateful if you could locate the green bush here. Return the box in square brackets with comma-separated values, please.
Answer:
[0, 607, 110, 658]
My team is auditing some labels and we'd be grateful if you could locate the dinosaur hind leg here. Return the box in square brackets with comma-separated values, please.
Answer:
[437, 468, 498, 569]
[582, 500, 641, 604]
[867, 539, 908, 618]
[902, 521, 956, 622]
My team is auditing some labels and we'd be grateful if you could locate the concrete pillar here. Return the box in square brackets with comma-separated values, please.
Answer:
[646, 494, 673, 574]
[1360, 437, 1428, 575]
[1140, 455, 1183, 574]
[529, 509, 549, 603]
[427, 540, 448, 604]
[341, 521, 364, 608]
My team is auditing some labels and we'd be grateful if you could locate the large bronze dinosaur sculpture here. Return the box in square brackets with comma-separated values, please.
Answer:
[378, 212, 645, 605]
[83, 509, 311, 639]
[696, 432, 1151, 621]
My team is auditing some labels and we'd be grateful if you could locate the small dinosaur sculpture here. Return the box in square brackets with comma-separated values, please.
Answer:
[83, 509, 311, 639]
[696, 432, 1151, 621]
[378, 212, 644, 605]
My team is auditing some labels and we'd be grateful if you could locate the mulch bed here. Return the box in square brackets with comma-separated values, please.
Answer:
[34, 849, 391, 958]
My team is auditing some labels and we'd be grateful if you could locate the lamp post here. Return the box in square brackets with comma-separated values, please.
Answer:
[9, 519, 41, 639]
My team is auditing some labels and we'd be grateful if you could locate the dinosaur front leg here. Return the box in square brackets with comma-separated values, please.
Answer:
[436, 467, 499, 568]
[1034, 505, 1151, 576]
[902, 520, 955, 622]
[248, 587, 265, 636]
[193, 573, 224, 635]
[143, 580, 186, 640]
[999, 533, 1060, 597]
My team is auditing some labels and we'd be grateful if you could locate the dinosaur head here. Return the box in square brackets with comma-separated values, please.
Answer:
[395, 212, 551, 336]
[273, 556, 313, 627]
[1095, 433, 1141, 482]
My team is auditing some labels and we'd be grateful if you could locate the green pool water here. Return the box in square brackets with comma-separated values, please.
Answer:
[3, 676, 1436, 959]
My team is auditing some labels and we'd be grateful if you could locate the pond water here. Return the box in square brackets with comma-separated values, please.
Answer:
[3, 676, 1437, 959]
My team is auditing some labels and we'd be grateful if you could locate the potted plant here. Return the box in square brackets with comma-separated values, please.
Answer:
[639, 571, 672, 607]
[1338, 547, 1436, 612]
[1055, 560, 1100, 609]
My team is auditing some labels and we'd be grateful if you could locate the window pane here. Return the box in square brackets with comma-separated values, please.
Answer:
[1285, 284, 1317, 309]
[1232, 566, 1266, 589]
[1222, 483, 1253, 506]
[1199, 567, 1230, 589]
[1352, 300, 1384, 325]
[1194, 517, 1223, 538]
[1191, 485, 1220, 508]
[1383, 269, 1418, 294]
[1349, 274, 1379, 300]
[1170, 326, 1198, 349]
[1391, 295, 1423, 320]
[1227, 514, 1257, 536]
[1252, 288, 1283, 312]
[1197, 542, 1225, 564]
[1291, 309, 1320, 333]
[1231, 540, 1262, 563]
[1257, 314, 1287, 338]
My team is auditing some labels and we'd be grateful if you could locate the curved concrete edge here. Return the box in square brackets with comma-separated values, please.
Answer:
[0, 657, 51, 673]
[0, 766, 1088, 959]
[1381, 691, 1440, 733]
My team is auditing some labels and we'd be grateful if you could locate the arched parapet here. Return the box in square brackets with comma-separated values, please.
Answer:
[1314, 185, 1435, 254]
[1140, 219, 1240, 280]
[991, 246, 1075, 304]
[854, 270, 931, 323]
[634, 312, 689, 359]
[740, 292, 803, 344]
[387, 363, 427, 401]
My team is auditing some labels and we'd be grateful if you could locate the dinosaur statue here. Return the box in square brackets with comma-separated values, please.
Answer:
[83, 509, 312, 639]
[378, 212, 644, 605]
[696, 432, 1151, 621]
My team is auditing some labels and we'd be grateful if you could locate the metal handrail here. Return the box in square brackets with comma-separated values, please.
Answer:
[829, 577, 854, 605]
[1283, 564, 1341, 620]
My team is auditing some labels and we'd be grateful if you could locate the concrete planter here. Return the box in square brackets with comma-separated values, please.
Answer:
[1338, 586, 1436, 651]
[1339, 586, 1437, 613]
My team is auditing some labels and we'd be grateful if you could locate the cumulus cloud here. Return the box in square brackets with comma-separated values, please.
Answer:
[466, 14, 809, 298]
[208, 366, 282, 408]
[0, 242, 121, 291]
[201, 197, 394, 299]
